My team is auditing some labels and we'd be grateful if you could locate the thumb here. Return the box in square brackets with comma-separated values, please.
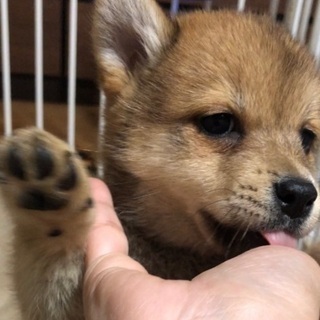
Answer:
[85, 177, 147, 271]
[83, 178, 148, 319]
[83, 179, 186, 320]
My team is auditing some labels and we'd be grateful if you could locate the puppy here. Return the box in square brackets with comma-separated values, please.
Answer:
[1, 0, 320, 318]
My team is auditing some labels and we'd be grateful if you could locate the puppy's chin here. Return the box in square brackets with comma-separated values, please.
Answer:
[201, 210, 267, 257]
[201, 210, 302, 258]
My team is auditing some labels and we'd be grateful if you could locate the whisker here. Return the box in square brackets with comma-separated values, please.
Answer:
[240, 221, 251, 242]
[224, 207, 242, 257]
[201, 198, 231, 211]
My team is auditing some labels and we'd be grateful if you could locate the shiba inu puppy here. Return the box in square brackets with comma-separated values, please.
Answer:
[1, 0, 320, 319]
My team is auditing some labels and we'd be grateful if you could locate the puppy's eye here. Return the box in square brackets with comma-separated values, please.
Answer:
[300, 128, 316, 154]
[198, 113, 234, 136]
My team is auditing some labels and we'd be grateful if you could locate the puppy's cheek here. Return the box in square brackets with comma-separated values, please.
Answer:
[303, 194, 320, 233]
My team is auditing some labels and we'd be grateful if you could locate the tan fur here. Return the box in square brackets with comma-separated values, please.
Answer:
[0, 128, 93, 319]
[95, 2, 320, 273]
[1, 0, 320, 318]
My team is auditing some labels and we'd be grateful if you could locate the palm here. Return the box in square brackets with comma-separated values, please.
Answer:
[84, 179, 320, 320]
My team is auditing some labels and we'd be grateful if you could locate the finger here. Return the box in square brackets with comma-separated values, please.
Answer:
[195, 246, 320, 302]
[86, 178, 127, 263]
[86, 178, 146, 273]
[84, 178, 151, 319]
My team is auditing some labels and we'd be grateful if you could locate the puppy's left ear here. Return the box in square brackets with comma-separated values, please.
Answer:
[93, 0, 177, 101]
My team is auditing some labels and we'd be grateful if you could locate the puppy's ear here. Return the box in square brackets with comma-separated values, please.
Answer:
[93, 0, 176, 100]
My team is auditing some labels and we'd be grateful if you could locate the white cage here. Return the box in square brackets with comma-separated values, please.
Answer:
[1, 0, 320, 244]
[2, 1, 320, 142]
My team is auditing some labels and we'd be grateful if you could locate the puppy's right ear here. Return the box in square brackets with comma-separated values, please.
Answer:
[93, 0, 176, 100]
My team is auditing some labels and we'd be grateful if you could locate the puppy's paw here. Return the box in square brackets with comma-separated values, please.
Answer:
[0, 127, 93, 243]
[0, 128, 91, 320]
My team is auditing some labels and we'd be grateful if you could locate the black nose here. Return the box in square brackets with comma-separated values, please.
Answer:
[274, 177, 317, 219]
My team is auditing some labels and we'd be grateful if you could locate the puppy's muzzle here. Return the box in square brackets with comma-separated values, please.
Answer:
[274, 177, 317, 220]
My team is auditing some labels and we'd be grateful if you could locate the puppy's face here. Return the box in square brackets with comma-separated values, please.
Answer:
[94, 1, 320, 258]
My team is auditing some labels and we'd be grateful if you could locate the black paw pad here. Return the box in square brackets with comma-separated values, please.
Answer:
[86, 198, 93, 208]
[8, 147, 26, 180]
[19, 189, 68, 211]
[80, 198, 93, 211]
[48, 229, 63, 237]
[56, 161, 77, 191]
[35, 145, 54, 179]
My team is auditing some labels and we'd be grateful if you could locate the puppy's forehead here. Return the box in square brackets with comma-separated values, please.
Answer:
[157, 11, 320, 125]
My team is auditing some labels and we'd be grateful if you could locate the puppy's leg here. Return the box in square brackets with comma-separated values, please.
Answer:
[0, 128, 93, 320]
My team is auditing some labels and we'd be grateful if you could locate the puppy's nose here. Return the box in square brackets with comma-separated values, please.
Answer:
[274, 177, 317, 219]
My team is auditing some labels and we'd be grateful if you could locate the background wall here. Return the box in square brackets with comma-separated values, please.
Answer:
[0, 0, 291, 105]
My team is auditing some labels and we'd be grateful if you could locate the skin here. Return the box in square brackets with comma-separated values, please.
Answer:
[84, 178, 320, 320]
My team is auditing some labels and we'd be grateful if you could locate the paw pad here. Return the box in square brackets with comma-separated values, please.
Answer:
[19, 189, 68, 211]
[48, 229, 63, 237]
[35, 145, 54, 179]
[56, 160, 77, 191]
[1, 128, 88, 213]
[8, 147, 26, 180]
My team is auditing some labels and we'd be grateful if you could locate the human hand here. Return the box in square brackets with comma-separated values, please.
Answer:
[84, 178, 320, 320]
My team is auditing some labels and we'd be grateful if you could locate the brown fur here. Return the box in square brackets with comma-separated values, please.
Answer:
[1, 0, 320, 318]
[94, 1, 320, 277]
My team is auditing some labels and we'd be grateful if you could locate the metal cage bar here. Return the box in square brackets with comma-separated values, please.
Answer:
[237, 0, 246, 12]
[309, 0, 320, 64]
[67, 0, 78, 150]
[269, 0, 280, 20]
[35, 0, 44, 129]
[297, 0, 314, 43]
[1, 0, 12, 136]
[97, 91, 106, 179]
[203, 0, 213, 11]
[285, 0, 305, 38]
[170, 0, 180, 16]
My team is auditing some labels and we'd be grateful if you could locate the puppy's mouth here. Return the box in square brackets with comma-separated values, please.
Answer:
[261, 231, 297, 247]
[201, 210, 298, 258]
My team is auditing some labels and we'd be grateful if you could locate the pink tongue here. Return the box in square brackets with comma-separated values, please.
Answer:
[262, 231, 297, 248]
